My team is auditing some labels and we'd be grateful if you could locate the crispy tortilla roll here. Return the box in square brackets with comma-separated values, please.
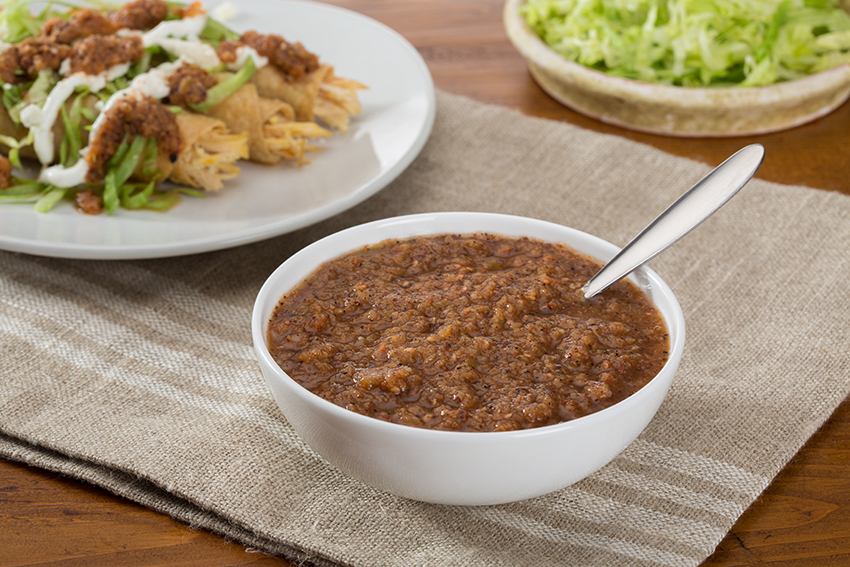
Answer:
[262, 108, 331, 165]
[207, 83, 330, 165]
[313, 68, 368, 133]
[165, 112, 248, 191]
[250, 63, 331, 122]
[2, 100, 247, 192]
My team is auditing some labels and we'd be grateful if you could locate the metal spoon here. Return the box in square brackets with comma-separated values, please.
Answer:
[582, 144, 765, 299]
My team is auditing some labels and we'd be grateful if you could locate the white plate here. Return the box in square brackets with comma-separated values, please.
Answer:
[0, 0, 435, 260]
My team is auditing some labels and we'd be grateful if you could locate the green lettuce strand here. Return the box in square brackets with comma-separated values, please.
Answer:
[140, 194, 181, 210]
[9, 70, 58, 123]
[0, 130, 33, 169]
[34, 187, 66, 213]
[189, 57, 257, 112]
[103, 170, 120, 214]
[140, 137, 159, 178]
[0, 181, 47, 200]
[107, 136, 131, 170]
[1, 82, 24, 112]
[201, 15, 241, 44]
[8, 147, 22, 169]
[174, 187, 206, 198]
[58, 124, 69, 166]
[113, 135, 148, 187]
[80, 106, 96, 122]
[102, 134, 148, 214]
[59, 101, 82, 166]
[0, 0, 47, 43]
[132, 50, 154, 78]
[123, 180, 156, 209]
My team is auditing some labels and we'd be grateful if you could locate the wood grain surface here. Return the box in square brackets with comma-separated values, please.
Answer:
[3, 1, 850, 565]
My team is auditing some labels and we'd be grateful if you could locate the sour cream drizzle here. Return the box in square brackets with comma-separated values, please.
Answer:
[156, 37, 220, 67]
[229, 46, 268, 71]
[140, 11, 222, 68]
[142, 12, 207, 45]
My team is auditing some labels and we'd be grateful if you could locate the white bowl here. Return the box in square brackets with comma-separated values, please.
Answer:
[504, 0, 850, 137]
[252, 212, 685, 505]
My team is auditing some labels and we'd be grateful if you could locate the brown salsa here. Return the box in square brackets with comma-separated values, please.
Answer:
[267, 234, 670, 432]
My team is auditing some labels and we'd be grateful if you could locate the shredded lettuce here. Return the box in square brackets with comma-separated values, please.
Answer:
[189, 56, 256, 112]
[33, 186, 66, 213]
[0, 129, 33, 168]
[0, 178, 48, 200]
[201, 13, 240, 44]
[521, 0, 850, 87]
[1, 81, 24, 112]
[8, 70, 58, 123]
[0, 0, 49, 43]
[102, 134, 148, 213]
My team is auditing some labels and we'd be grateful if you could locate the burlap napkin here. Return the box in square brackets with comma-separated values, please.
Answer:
[2, 91, 850, 567]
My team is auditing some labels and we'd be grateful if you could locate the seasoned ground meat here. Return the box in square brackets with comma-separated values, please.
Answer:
[0, 156, 13, 190]
[268, 234, 671, 432]
[67, 35, 144, 76]
[74, 190, 103, 215]
[0, 50, 18, 84]
[165, 64, 218, 108]
[0, 37, 72, 83]
[85, 96, 181, 183]
[219, 31, 320, 81]
[109, 0, 168, 31]
[41, 9, 118, 44]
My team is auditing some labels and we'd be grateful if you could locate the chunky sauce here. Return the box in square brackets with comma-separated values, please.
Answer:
[267, 234, 669, 432]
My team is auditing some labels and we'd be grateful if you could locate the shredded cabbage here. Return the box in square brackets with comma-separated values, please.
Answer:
[520, 0, 850, 86]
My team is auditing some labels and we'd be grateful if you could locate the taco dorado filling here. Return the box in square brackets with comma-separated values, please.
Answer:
[0, 0, 366, 214]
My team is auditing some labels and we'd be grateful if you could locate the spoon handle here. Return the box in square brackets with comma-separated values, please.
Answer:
[582, 144, 765, 299]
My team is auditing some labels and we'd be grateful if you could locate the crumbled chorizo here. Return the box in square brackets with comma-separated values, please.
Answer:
[0, 51, 19, 84]
[67, 35, 144, 76]
[74, 190, 104, 215]
[164, 64, 218, 108]
[0, 156, 13, 190]
[219, 31, 320, 81]
[268, 234, 671, 431]
[109, 0, 168, 31]
[85, 96, 181, 183]
[0, 37, 72, 83]
[41, 9, 118, 44]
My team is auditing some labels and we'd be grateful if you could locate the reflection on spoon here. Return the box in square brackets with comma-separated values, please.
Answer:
[582, 144, 765, 299]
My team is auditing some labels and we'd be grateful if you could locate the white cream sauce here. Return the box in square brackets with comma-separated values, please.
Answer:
[142, 13, 207, 46]
[156, 37, 220, 67]
[228, 46, 268, 71]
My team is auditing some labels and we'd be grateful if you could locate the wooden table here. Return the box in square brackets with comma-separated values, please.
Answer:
[3, 1, 850, 565]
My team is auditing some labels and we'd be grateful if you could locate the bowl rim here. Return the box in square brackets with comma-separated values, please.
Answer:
[503, 0, 850, 108]
[252, 211, 686, 440]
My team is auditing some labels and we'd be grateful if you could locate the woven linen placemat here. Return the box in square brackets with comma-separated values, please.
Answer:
[2, 91, 850, 567]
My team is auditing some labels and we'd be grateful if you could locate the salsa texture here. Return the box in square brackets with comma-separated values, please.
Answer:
[267, 234, 670, 432]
